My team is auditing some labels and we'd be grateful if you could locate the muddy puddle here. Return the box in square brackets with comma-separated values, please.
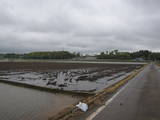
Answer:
[0, 83, 81, 120]
[0, 65, 141, 92]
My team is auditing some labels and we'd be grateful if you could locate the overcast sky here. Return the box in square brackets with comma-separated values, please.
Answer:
[0, 0, 160, 54]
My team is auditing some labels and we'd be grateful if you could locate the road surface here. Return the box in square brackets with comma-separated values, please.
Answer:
[88, 63, 160, 120]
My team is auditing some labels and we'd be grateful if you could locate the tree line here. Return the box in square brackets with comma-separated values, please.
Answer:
[0, 51, 80, 59]
[0, 50, 160, 61]
[97, 50, 160, 61]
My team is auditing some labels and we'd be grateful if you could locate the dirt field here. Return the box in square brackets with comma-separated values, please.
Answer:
[0, 62, 142, 71]
[0, 62, 143, 93]
[0, 62, 144, 120]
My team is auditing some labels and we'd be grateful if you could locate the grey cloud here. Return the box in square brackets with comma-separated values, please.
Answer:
[0, 0, 160, 53]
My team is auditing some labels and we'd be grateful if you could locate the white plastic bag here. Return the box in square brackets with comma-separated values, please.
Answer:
[76, 102, 88, 112]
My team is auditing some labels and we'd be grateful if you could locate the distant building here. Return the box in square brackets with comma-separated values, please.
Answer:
[134, 58, 144, 61]
[83, 56, 97, 60]
[72, 55, 97, 61]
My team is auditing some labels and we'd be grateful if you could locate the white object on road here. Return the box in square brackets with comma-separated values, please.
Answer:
[86, 78, 131, 120]
[76, 102, 88, 112]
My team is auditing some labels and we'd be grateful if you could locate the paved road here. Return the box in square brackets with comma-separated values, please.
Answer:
[90, 64, 160, 120]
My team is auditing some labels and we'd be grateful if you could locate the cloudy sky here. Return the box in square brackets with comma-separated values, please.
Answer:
[0, 0, 160, 54]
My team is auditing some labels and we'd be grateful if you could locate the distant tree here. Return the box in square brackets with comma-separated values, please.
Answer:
[25, 51, 77, 59]
[96, 50, 153, 60]
[131, 50, 152, 60]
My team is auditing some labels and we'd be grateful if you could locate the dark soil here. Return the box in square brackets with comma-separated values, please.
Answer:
[0, 62, 142, 71]
[0, 62, 143, 92]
